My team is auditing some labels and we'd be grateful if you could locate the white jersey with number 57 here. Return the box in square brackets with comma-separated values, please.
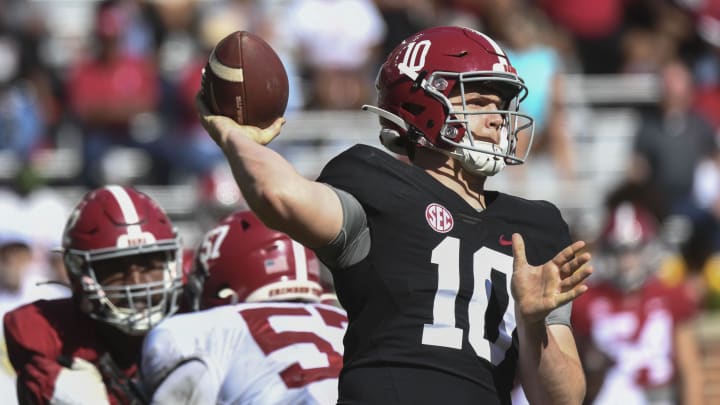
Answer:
[142, 302, 348, 405]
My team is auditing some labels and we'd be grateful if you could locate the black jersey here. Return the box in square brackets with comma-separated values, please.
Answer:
[317, 144, 571, 404]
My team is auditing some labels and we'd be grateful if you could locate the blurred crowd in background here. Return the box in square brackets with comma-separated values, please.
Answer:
[1, 0, 720, 402]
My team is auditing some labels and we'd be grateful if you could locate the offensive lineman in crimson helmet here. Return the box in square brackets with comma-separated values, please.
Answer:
[4, 185, 184, 404]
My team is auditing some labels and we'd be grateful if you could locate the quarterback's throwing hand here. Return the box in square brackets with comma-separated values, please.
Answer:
[510, 233, 593, 323]
[195, 92, 285, 147]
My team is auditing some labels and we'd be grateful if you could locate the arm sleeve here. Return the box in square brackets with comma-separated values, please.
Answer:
[546, 302, 572, 326]
[538, 202, 574, 327]
[313, 186, 371, 270]
[13, 356, 62, 405]
[4, 307, 63, 405]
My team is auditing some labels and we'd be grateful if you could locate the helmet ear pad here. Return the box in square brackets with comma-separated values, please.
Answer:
[378, 77, 465, 151]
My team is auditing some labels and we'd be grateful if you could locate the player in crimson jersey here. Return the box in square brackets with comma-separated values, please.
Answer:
[197, 26, 593, 404]
[3, 185, 184, 404]
[572, 202, 704, 405]
[141, 210, 347, 404]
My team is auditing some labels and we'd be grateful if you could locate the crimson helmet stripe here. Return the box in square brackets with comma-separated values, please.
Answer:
[105, 185, 143, 237]
[291, 240, 308, 281]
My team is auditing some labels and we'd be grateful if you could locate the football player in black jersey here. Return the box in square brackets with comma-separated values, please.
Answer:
[196, 26, 593, 405]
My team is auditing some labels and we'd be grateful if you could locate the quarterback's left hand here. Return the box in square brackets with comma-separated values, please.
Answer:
[510, 233, 593, 324]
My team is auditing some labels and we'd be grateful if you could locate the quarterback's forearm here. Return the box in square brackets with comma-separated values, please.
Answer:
[517, 320, 585, 405]
[222, 134, 343, 248]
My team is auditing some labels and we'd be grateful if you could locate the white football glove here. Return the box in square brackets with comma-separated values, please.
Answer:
[50, 357, 111, 405]
[150, 359, 218, 405]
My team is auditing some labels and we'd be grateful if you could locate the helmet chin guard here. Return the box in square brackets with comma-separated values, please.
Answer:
[444, 139, 507, 177]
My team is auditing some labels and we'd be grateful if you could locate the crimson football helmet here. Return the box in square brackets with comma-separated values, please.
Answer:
[62, 185, 183, 335]
[363, 26, 535, 176]
[596, 202, 666, 291]
[189, 210, 323, 310]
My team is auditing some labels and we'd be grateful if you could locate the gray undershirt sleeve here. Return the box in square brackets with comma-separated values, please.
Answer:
[546, 302, 572, 326]
[314, 186, 371, 270]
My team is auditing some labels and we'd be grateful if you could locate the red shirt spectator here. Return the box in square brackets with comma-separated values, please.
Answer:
[67, 54, 159, 130]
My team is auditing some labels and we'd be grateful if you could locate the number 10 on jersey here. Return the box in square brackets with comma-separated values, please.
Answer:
[422, 236, 516, 366]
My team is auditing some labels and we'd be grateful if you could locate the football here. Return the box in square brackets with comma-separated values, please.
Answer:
[201, 31, 289, 128]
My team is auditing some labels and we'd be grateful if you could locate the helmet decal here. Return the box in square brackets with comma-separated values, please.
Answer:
[116, 231, 157, 248]
[198, 224, 231, 271]
[399, 40, 431, 81]
[263, 255, 289, 273]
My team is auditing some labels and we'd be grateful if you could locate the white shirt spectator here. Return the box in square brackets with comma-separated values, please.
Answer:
[285, 0, 386, 69]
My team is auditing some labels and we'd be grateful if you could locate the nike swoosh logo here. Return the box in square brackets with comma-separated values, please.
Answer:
[499, 235, 513, 246]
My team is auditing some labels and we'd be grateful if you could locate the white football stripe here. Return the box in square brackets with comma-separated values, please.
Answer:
[291, 240, 308, 281]
[208, 48, 244, 83]
[105, 185, 143, 236]
[476, 31, 506, 56]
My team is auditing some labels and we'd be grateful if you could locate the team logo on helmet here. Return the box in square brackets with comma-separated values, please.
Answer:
[398, 40, 431, 81]
[426, 203, 454, 233]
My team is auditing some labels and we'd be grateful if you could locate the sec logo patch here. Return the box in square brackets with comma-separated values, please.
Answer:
[425, 203, 453, 233]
